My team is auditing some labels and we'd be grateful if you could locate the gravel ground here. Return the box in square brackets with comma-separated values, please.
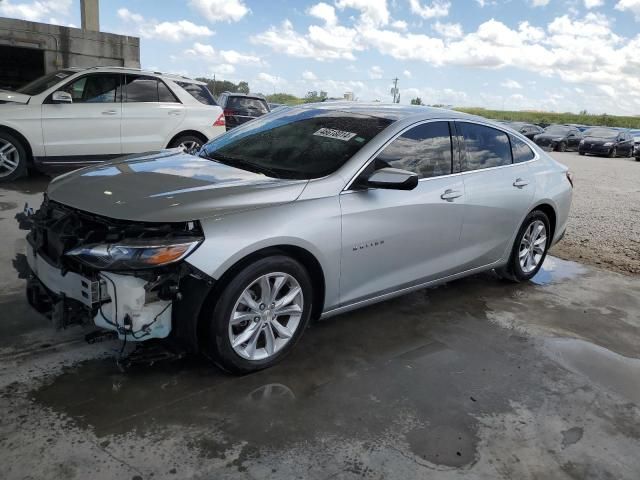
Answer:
[549, 151, 640, 275]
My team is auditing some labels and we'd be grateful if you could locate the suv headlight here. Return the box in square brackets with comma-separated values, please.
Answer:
[579, 139, 585, 144]
[66, 237, 202, 270]
[603, 142, 613, 146]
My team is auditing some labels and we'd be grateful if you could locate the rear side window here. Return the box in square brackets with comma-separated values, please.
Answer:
[176, 82, 217, 105]
[511, 135, 535, 163]
[375, 122, 452, 179]
[125, 75, 179, 103]
[458, 122, 512, 171]
[226, 97, 269, 113]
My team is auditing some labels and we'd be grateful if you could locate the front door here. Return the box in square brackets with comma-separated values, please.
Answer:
[339, 121, 465, 306]
[41, 73, 123, 158]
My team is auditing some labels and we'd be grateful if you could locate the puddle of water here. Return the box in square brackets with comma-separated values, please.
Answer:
[544, 337, 640, 405]
[531, 256, 587, 286]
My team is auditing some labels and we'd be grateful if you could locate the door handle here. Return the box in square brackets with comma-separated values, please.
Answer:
[101, 110, 118, 115]
[168, 110, 182, 116]
[440, 189, 462, 201]
[513, 178, 529, 188]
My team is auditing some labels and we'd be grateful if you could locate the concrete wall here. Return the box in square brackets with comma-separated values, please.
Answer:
[0, 17, 140, 73]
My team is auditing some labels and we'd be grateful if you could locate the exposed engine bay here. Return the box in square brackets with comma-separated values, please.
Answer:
[20, 196, 208, 343]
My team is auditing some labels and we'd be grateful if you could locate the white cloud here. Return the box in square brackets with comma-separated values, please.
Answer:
[369, 65, 384, 79]
[391, 20, 408, 31]
[302, 70, 318, 80]
[257, 72, 284, 85]
[433, 21, 463, 39]
[308, 2, 337, 26]
[531, 0, 550, 6]
[615, 0, 640, 20]
[118, 9, 214, 42]
[211, 64, 235, 75]
[501, 79, 523, 89]
[335, 0, 389, 26]
[403, 69, 412, 78]
[189, 0, 249, 23]
[408, 0, 451, 19]
[0, 0, 71, 22]
[184, 43, 262, 66]
[185, 42, 216, 58]
[584, 0, 604, 8]
[251, 19, 361, 60]
[219, 49, 261, 65]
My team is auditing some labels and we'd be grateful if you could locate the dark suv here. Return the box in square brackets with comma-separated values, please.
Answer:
[217, 92, 270, 130]
[506, 122, 544, 140]
[533, 125, 582, 152]
[579, 128, 635, 158]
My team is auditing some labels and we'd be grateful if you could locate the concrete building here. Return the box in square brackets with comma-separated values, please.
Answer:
[0, 0, 139, 89]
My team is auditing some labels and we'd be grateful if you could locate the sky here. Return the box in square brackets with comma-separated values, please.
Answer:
[1, 0, 640, 115]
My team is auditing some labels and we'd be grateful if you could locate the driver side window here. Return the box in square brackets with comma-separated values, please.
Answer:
[374, 121, 453, 179]
[61, 74, 122, 103]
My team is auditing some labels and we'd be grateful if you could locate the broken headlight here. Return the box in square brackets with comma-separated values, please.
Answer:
[65, 237, 202, 270]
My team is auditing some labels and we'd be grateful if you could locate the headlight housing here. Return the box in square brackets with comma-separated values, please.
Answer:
[603, 142, 613, 146]
[579, 139, 585, 144]
[66, 237, 202, 270]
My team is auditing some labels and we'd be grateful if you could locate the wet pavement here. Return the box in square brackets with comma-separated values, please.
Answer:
[1, 174, 639, 479]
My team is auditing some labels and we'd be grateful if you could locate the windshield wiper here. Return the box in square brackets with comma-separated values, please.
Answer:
[203, 151, 282, 179]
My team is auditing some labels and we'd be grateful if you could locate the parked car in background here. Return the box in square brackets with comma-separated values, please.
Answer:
[0, 66, 226, 181]
[268, 102, 284, 110]
[578, 128, 634, 158]
[628, 129, 640, 160]
[533, 125, 582, 152]
[21, 103, 573, 373]
[506, 122, 544, 140]
[217, 92, 270, 130]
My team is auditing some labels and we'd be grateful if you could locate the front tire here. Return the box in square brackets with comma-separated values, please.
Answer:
[205, 255, 313, 374]
[497, 210, 551, 283]
[608, 147, 617, 158]
[0, 131, 28, 182]
[556, 141, 567, 152]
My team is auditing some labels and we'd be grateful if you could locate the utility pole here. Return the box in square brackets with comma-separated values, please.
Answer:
[390, 77, 400, 103]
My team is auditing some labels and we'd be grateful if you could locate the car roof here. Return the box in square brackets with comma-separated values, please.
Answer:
[291, 102, 482, 122]
[67, 66, 205, 85]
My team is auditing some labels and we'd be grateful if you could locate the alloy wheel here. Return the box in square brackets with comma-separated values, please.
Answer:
[228, 272, 304, 361]
[519, 220, 547, 274]
[0, 139, 20, 178]
[178, 140, 202, 155]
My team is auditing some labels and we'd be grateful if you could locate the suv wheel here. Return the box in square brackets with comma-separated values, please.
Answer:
[205, 255, 313, 374]
[169, 134, 205, 155]
[497, 210, 550, 283]
[0, 132, 28, 182]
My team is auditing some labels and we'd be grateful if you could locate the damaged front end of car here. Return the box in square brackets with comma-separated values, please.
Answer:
[19, 196, 213, 350]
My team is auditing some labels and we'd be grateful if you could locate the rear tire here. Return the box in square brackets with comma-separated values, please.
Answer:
[168, 134, 205, 155]
[496, 210, 551, 283]
[0, 131, 28, 182]
[579, 151, 585, 156]
[204, 255, 313, 374]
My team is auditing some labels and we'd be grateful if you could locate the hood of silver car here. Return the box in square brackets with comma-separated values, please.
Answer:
[46, 150, 308, 222]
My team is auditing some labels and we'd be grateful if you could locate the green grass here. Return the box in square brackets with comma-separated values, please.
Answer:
[454, 107, 640, 129]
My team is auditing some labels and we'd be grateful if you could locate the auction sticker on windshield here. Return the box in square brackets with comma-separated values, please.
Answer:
[313, 128, 357, 141]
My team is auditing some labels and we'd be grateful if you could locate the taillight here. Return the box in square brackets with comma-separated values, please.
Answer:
[566, 171, 574, 188]
[213, 113, 225, 127]
[223, 109, 236, 116]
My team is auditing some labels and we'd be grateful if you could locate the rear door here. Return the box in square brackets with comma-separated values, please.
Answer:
[339, 121, 465, 305]
[41, 72, 123, 158]
[121, 75, 184, 153]
[455, 122, 535, 270]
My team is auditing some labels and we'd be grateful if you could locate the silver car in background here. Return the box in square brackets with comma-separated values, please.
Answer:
[22, 103, 573, 373]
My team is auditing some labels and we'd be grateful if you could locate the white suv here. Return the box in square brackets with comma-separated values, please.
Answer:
[0, 66, 226, 181]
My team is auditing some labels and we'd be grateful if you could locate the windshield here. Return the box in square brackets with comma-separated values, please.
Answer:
[544, 126, 571, 135]
[16, 70, 76, 95]
[200, 108, 393, 180]
[583, 128, 618, 139]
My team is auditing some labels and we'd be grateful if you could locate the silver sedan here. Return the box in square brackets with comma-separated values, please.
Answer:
[24, 103, 573, 373]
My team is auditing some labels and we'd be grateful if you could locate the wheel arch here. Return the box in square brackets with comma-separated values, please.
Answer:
[166, 130, 208, 149]
[194, 244, 327, 352]
[529, 202, 557, 242]
[0, 124, 33, 165]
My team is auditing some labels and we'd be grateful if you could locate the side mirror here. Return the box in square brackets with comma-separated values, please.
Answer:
[51, 91, 72, 104]
[357, 167, 419, 191]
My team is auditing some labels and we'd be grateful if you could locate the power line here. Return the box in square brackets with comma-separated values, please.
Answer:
[391, 77, 400, 103]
